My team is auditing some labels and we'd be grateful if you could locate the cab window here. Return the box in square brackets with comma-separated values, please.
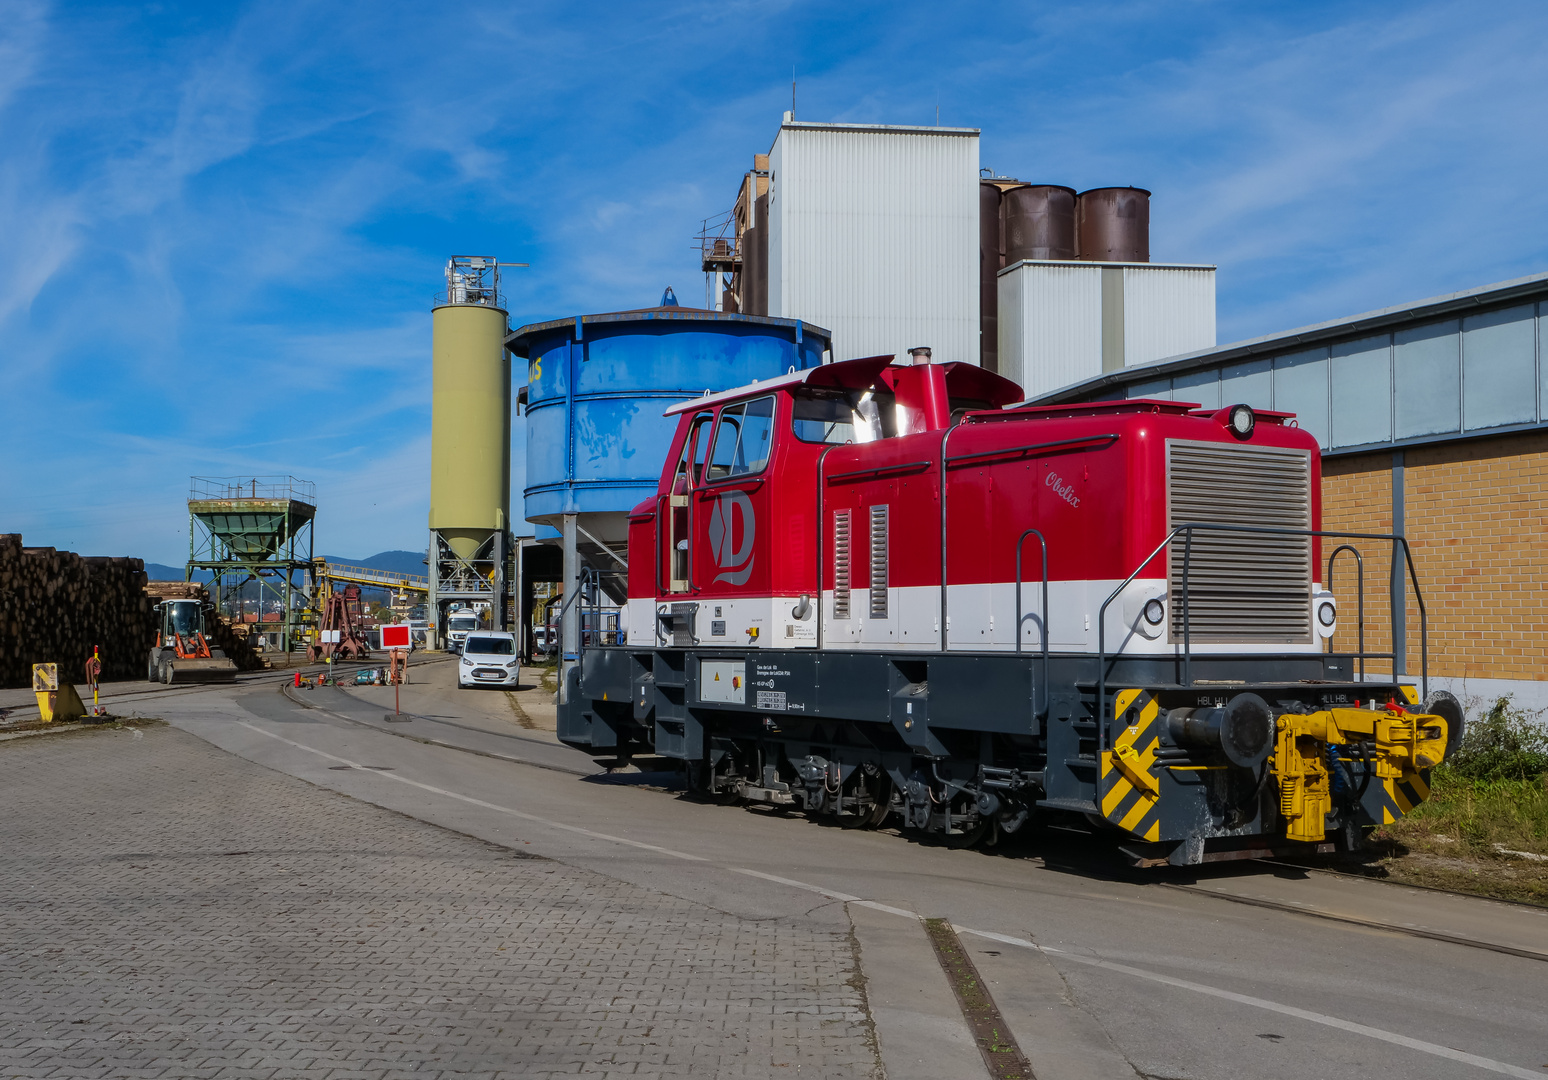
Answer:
[167, 601, 200, 635]
[672, 412, 715, 490]
[707, 395, 776, 480]
[792, 388, 895, 444]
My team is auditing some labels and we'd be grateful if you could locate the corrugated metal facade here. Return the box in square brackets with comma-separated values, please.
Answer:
[997, 263, 1102, 399]
[767, 122, 980, 363]
[998, 260, 1216, 401]
[1123, 265, 1216, 366]
[1114, 297, 1548, 453]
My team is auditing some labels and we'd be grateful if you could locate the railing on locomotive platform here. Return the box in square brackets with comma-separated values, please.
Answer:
[555, 566, 623, 659]
[578, 512, 1420, 745]
[1095, 523, 1428, 758]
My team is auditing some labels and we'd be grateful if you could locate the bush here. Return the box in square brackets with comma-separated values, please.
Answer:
[1449, 695, 1548, 782]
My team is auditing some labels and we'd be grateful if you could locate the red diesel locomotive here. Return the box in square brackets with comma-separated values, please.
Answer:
[559, 352, 1458, 865]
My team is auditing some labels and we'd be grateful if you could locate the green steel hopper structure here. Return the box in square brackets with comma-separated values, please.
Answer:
[187, 476, 316, 653]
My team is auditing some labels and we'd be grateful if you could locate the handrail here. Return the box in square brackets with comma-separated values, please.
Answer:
[553, 574, 587, 660]
[190, 475, 316, 503]
[315, 560, 429, 593]
[826, 460, 933, 483]
[1014, 528, 1050, 720]
[1096, 524, 1429, 756]
[944, 433, 1119, 469]
[654, 493, 665, 599]
[562, 565, 624, 650]
[814, 443, 844, 651]
[1326, 544, 1365, 682]
[938, 423, 964, 649]
[699, 475, 767, 491]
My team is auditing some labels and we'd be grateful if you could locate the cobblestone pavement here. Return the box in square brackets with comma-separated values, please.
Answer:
[0, 724, 878, 1078]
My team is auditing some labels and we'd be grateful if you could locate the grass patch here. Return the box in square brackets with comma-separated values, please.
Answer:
[1365, 695, 1548, 905]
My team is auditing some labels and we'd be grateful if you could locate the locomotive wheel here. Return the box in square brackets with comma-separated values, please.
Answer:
[941, 795, 992, 849]
[838, 771, 893, 830]
[944, 815, 993, 849]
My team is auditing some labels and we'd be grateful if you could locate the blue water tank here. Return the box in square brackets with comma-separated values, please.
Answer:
[508, 306, 831, 529]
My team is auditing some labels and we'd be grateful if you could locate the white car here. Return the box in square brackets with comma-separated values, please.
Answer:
[458, 632, 520, 689]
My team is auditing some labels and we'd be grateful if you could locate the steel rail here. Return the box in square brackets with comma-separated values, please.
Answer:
[1160, 882, 1548, 965]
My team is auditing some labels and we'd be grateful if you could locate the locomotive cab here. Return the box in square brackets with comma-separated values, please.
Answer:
[567, 352, 1455, 867]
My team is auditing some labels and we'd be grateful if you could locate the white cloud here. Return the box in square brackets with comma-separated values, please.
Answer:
[3, 0, 1548, 564]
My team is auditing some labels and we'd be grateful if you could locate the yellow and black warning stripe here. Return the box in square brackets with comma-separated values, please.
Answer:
[1375, 769, 1432, 825]
[1369, 687, 1428, 825]
[1100, 688, 1162, 842]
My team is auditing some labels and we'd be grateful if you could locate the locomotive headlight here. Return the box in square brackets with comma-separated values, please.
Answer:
[1313, 591, 1337, 639]
[1228, 403, 1256, 440]
[1127, 588, 1167, 640]
[1143, 598, 1166, 626]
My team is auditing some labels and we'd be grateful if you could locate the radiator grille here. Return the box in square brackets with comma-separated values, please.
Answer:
[1167, 439, 1312, 644]
[832, 510, 852, 619]
[869, 505, 889, 619]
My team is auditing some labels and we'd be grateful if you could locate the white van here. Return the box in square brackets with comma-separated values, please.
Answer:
[458, 632, 520, 689]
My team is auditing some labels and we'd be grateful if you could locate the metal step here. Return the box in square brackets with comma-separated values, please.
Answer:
[1037, 797, 1099, 814]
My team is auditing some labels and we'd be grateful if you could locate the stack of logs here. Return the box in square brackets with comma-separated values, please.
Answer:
[143, 580, 267, 672]
[0, 534, 155, 689]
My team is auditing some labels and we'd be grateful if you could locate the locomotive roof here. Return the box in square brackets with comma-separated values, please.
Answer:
[662, 355, 896, 415]
[998, 398, 1200, 419]
[663, 355, 1023, 416]
[990, 398, 1298, 424]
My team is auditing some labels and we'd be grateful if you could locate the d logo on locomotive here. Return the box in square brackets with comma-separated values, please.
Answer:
[709, 490, 756, 585]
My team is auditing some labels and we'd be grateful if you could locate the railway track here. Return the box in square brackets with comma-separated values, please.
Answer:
[1159, 881, 1548, 964]
[272, 679, 1548, 968]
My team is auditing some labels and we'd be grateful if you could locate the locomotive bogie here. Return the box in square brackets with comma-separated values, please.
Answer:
[562, 644, 1435, 865]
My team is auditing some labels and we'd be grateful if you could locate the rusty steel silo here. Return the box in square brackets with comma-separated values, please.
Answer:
[1003, 184, 1077, 262]
[979, 180, 1004, 372]
[1077, 187, 1150, 262]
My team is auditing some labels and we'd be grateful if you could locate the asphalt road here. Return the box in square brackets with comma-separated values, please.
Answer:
[103, 668, 1548, 1079]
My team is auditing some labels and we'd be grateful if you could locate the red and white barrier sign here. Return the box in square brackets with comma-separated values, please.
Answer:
[380, 624, 412, 650]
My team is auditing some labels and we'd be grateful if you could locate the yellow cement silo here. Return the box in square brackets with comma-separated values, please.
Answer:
[430, 276, 510, 559]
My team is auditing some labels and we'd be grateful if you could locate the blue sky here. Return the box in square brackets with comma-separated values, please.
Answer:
[3, 0, 1546, 564]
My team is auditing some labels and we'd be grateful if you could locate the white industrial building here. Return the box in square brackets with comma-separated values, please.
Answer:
[718, 115, 982, 365]
[998, 259, 1216, 400]
[711, 113, 1215, 395]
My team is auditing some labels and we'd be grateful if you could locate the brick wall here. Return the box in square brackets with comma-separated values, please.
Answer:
[1321, 453, 1396, 672]
[1321, 431, 1548, 682]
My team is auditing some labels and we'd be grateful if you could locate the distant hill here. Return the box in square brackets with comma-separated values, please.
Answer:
[323, 550, 428, 576]
[144, 551, 427, 595]
[146, 563, 205, 582]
